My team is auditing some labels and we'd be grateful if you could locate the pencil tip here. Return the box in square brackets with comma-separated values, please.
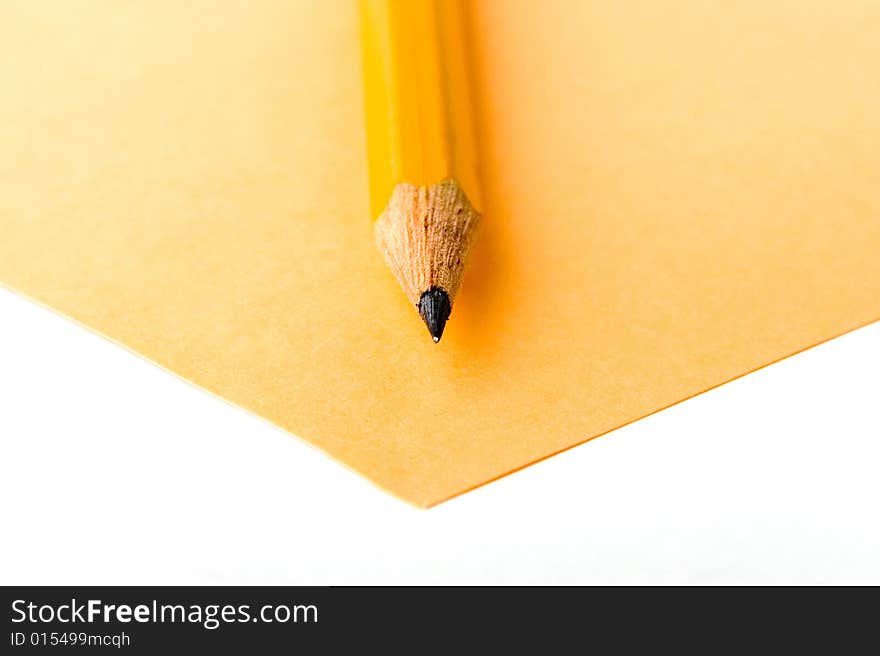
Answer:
[418, 287, 451, 343]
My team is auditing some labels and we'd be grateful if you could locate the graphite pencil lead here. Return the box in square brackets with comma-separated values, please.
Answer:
[418, 287, 452, 343]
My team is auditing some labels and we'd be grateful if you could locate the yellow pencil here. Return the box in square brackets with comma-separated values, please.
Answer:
[360, 0, 481, 342]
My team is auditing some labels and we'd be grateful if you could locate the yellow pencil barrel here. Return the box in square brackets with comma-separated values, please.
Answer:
[360, 0, 481, 219]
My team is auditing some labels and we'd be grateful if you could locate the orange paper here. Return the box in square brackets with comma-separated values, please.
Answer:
[1, 1, 878, 506]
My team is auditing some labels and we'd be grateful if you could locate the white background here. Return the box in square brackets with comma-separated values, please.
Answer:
[1, 286, 878, 585]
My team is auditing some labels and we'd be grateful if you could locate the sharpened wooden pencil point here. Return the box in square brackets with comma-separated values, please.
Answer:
[373, 179, 480, 312]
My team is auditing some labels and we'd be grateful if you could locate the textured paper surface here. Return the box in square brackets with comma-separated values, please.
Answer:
[2, 1, 878, 506]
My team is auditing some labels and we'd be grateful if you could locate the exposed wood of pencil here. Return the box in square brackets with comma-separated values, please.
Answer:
[360, 0, 481, 338]
[374, 179, 479, 305]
